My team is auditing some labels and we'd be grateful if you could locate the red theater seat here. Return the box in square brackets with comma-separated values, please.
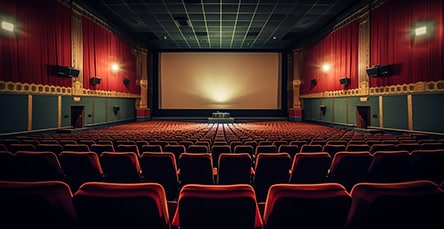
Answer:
[59, 151, 104, 192]
[73, 182, 169, 229]
[217, 153, 253, 185]
[289, 152, 331, 184]
[253, 153, 292, 202]
[14, 151, 65, 182]
[264, 183, 351, 229]
[140, 152, 179, 200]
[172, 184, 263, 229]
[100, 152, 142, 183]
[0, 180, 78, 228]
[327, 151, 373, 191]
[178, 153, 214, 185]
[345, 180, 443, 229]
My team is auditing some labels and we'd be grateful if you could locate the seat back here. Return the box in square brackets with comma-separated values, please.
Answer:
[217, 153, 252, 184]
[211, 145, 231, 167]
[277, 144, 300, 158]
[367, 151, 411, 182]
[299, 144, 323, 153]
[233, 145, 255, 157]
[409, 149, 444, 183]
[164, 144, 186, 162]
[59, 151, 104, 192]
[255, 145, 278, 156]
[253, 153, 292, 202]
[100, 152, 142, 183]
[36, 143, 64, 155]
[63, 144, 90, 152]
[73, 182, 169, 229]
[0, 181, 78, 228]
[346, 180, 442, 229]
[369, 143, 397, 154]
[178, 153, 214, 185]
[116, 144, 140, 157]
[264, 183, 351, 229]
[289, 152, 332, 184]
[14, 151, 65, 182]
[345, 144, 370, 152]
[327, 151, 373, 191]
[90, 144, 115, 155]
[322, 144, 346, 156]
[141, 144, 163, 153]
[187, 145, 209, 153]
[8, 143, 36, 153]
[172, 184, 263, 229]
[0, 151, 16, 180]
[140, 152, 179, 200]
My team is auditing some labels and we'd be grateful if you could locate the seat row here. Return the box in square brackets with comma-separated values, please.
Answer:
[0, 180, 443, 229]
[1, 149, 444, 201]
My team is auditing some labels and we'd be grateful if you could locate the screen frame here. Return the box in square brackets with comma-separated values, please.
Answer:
[150, 49, 289, 118]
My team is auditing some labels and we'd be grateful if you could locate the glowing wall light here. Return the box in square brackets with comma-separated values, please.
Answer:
[321, 64, 331, 72]
[1, 21, 14, 32]
[111, 63, 120, 72]
[415, 26, 427, 36]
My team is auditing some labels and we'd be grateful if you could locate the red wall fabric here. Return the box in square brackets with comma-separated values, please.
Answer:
[300, 21, 360, 95]
[0, 0, 72, 87]
[370, 0, 444, 87]
[82, 17, 139, 94]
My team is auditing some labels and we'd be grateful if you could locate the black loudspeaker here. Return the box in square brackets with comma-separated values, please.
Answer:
[54, 66, 80, 77]
[310, 79, 317, 86]
[366, 65, 392, 77]
[339, 77, 350, 86]
[378, 65, 392, 76]
[90, 77, 101, 85]
[68, 68, 80, 77]
[113, 105, 120, 113]
[123, 78, 130, 86]
[55, 66, 69, 77]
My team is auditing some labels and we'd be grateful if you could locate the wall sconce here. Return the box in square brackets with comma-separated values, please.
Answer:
[1, 21, 14, 32]
[111, 63, 119, 72]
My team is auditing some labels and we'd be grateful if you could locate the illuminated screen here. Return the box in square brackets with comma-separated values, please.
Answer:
[159, 52, 281, 109]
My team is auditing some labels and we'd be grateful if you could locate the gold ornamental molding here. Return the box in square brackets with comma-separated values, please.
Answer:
[0, 81, 140, 99]
[300, 80, 444, 99]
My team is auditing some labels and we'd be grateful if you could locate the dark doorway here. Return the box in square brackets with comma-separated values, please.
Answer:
[356, 106, 370, 129]
[71, 106, 85, 129]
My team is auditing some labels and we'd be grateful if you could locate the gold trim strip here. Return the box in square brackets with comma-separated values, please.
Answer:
[58, 96, 62, 128]
[28, 95, 32, 131]
[0, 81, 140, 99]
[300, 80, 444, 99]
[407, 94, 413, 130]
[379, 96, 383, 128]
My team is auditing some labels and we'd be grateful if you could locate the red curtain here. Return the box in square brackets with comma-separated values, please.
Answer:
[0, 0, 72, 87]
[300, 20, 360, 95]
[82, 17, 139, 94]
[370, 0, 443, 87]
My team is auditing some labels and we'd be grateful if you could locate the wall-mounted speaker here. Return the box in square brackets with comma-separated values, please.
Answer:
[113, 105, 120, 114]
[123, 78, 130, 86]
[54, 65, 80, 77]
[90, 77, 101, 85]
[339, 77, 350, 86]
[68, 68, 80, 77]
[310, 79, 317, 86]
[366, 65, 392, 77]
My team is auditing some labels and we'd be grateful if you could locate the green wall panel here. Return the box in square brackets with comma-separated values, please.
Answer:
[382, 95, 408, 130]
[94, 97, 107, 124]
[0, 94, 28, 134]
[333, 97, 347, 124]
[32, 95, 58, 130]
[320, 98, 333, 122]
[107, 98, 119, 122]
[412, 93, 444, 133]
